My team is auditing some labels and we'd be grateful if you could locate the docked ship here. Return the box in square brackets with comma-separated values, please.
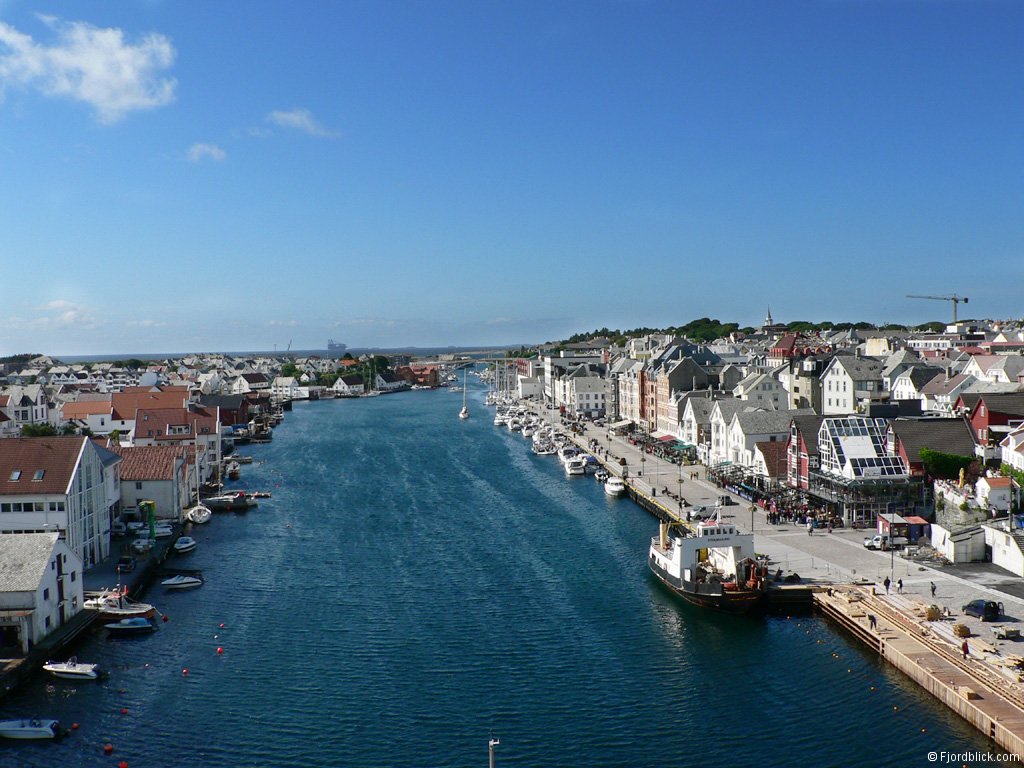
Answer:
[327, 339, 347, 354]
[648, 519, 768, 613]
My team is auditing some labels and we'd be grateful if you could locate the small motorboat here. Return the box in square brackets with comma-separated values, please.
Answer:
[604, 477, 626, 497]
[186, 504, 212, 524]
[42, 657, 100, 681]
[161, 575, 203, 590]
[0, 718, 62, 740]
[595, 469, 610, 483]
[204, 492, 256, 512]
[104, 617, 156, 635]
[84, 589, 156, 620]
[173, 536, 197, 554]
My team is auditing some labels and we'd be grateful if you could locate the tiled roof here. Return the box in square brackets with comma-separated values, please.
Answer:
[0, 437, 86, 495]
[61, 400, 112, 418]
[111, 444, 193, 481]
[755, 440, 789, 478]
[111, 387, 188, 420]
[133, 407, 219, 442]
[0, 533, 60, 592]
[791, 415, 825, 456]
[890, 418, 976, 461]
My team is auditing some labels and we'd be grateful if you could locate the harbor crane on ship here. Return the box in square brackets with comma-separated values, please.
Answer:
[906, 293, 969, 324]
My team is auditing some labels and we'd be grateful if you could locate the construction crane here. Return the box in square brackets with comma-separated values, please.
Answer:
[906, 293, 969, 324]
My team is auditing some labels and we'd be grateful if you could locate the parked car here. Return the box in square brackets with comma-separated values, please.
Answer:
[863, 534, 908, 550]
[687, 505, 717, 521]
[963, 599, 1003, 622]
[130, 538, 153, 555]
[115, 556, 136, 574]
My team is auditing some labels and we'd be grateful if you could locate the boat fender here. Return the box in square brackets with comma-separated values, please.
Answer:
[31, 718, 40, 727]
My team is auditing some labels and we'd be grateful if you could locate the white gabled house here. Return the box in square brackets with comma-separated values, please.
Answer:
[271, 377, 302, 401]
[0, 533, 85, 654]
[333, 375, 365, 396]
[820, 355, 884, 415]
[1001, 424, 1024, 473]
[0, 436, 122, 571]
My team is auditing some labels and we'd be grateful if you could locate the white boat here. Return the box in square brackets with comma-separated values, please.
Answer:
[84, 589, 156, 620]
[161, 574, 203, 590]
[458, 370, 469, 419]
[204, 492, 256, 512]
[173, 536, 197, 554]
[564, 457, 587, 476]
[153, 524, 174, 538]
[0, 718, 62, 740]
[648, 521, 768, 613]
[42, 657, 100, 681]
[595, 469, 610, 483]
[604, 476, 626, 496]
[186, 503, 212, 524]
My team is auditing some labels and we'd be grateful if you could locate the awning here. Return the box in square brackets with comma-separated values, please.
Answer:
[904, 515, 930, 525]
[657, 435, 676, 443]
[608, 419, 632, 429]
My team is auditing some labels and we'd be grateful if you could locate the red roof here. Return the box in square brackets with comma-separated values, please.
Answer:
[111, 444, 194, 481]
[0, 437, 86, 495]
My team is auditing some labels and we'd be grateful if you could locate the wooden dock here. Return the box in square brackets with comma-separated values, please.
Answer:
[817, 586, 1024, 757]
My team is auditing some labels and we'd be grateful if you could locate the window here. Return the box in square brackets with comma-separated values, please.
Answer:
[136, 482, 143, 490]
[33, 470, 45, 481]
[43, 588, 49, 600]
[9, 471, 21, 481]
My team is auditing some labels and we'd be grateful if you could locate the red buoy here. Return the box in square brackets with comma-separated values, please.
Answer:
[119, 761, 129, 768]
[71, 723, 79, 730]
[182, 668, 189, 676]
[219, 623, 225, 629]
[216, 647, 224, 655]
[162, 615, 170, 623]
[120, 708, 128, 715]
[103, 743, 113, 754]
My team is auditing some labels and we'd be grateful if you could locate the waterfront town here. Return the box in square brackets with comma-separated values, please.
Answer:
[2, 312, 1024, 752]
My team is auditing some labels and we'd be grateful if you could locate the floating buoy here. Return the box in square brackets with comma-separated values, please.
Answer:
[162, 615, 170, 623]
[120, 708, 128, 715]
[119, 761, 129, 768]
[71, 723, 79, 730]
[182, 668, 189, 676]
[848, 669, 852, 673]
[103, 743, 113, 754]
[216, 647, 224, 655]
[219, 623, 226, 629]
[870, 686, 875, 691]
[893, 705, 899, 711]
[921, 727, 927, 733]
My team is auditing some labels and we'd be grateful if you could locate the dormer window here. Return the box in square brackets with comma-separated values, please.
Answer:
[33, 470, 45, 481]
[9, 470, 21, 481]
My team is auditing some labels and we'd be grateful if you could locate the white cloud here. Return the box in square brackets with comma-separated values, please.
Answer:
[126, 318, 167, 328]
[0, 16, 176, 123]
[267, 107, 337, 138]
[16, 299, 102, 330]
[187, 142, 225, 163]
[267, 319, 299, 327]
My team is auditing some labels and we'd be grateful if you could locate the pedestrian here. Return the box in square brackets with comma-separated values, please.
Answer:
[868, 614, 877, 630]
[807, 520, 813, 536]
[897, 578, 903, 594]
[962, 640, 969, 660]
[930, 581, 937, 598]
[883, 576, 891, 594]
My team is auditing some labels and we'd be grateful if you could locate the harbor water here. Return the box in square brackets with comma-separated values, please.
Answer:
[0, 383, 994, 766]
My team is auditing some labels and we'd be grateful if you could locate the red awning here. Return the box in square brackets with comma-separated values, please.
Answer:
[904, 516, 930, 525]
[658, 435, 675, 442]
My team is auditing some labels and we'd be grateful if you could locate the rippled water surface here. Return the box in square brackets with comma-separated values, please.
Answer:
[0, 384, 992, 766]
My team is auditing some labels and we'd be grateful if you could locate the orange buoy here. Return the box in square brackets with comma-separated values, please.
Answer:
[216, 647, 224, 655]
[103, 743, 113, 754]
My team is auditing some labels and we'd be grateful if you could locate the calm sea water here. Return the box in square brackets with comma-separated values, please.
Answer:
[0, 383, 993, 766]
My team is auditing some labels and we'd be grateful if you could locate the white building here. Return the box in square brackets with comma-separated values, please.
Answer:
[0, 437, 121, 570]
[820, 356, 884, 415]
[0, 533, 84, 654]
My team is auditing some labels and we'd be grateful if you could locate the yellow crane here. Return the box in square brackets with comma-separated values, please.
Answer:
[906, 293, 969, 324]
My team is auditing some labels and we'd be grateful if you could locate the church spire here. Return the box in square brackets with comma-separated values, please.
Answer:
[764, 306, 774, 328]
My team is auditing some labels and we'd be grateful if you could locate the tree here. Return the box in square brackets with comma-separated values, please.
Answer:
[280, 362, 300, 378]
[21, 423, 58, 437]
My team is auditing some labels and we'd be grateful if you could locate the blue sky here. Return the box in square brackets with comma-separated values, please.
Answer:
[1, 1, 1021, 355]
